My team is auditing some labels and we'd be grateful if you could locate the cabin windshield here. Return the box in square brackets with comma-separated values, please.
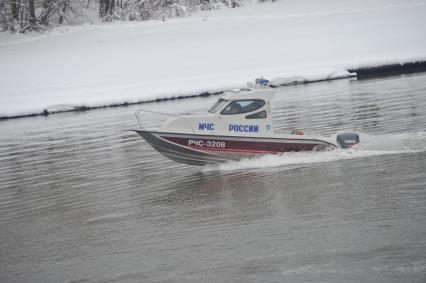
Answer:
[221, 99, 265, 115]
[208, 98, 227, 114]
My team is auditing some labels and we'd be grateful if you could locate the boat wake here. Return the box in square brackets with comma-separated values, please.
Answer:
[203, 132, 426, 172]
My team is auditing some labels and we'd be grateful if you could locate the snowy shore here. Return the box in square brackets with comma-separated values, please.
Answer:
[1, 0, 426, 118]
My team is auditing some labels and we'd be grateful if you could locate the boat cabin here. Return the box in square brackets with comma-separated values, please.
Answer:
[161, 90, 275, 137]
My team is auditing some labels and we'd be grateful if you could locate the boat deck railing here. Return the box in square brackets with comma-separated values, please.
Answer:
[135, 109, 196, 134]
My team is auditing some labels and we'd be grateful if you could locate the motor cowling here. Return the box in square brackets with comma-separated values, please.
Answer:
[336, 133, 360, 149]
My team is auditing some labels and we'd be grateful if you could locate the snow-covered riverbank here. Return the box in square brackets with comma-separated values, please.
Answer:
[1, 0, 426, 118]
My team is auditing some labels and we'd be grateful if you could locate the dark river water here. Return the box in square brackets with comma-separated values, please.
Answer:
[1, 74, 426, 283]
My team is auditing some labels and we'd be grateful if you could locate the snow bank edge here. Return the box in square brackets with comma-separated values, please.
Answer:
[1, 61, 426, 121]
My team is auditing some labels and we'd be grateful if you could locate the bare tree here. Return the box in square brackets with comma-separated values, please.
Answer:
[28, 0, 35, 24]
[99, 0, 115, 20]
[0, 0, 246, 32]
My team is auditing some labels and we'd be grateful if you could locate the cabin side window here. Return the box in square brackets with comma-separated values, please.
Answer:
[245, 110, 267, 119]
[221, 100, 265, 115]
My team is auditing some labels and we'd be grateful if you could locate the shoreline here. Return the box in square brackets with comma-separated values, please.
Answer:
[1, 61, 426, 121]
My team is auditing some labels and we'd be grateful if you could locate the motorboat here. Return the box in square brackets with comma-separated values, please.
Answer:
[134, 89, 359, 166]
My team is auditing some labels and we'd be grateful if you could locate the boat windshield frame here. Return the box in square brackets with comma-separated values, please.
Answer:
[220, 99, 266, 115]
[208, 98, 228, 114]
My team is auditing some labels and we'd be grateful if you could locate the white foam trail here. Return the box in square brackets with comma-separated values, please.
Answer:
[203, 132, 426, 172]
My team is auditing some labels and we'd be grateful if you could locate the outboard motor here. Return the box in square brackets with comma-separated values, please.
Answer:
[336, 133, 360, 149]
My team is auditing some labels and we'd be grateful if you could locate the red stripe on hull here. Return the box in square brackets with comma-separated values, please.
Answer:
[162, 135, 322, 153]
[188, 145, 279, 154]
